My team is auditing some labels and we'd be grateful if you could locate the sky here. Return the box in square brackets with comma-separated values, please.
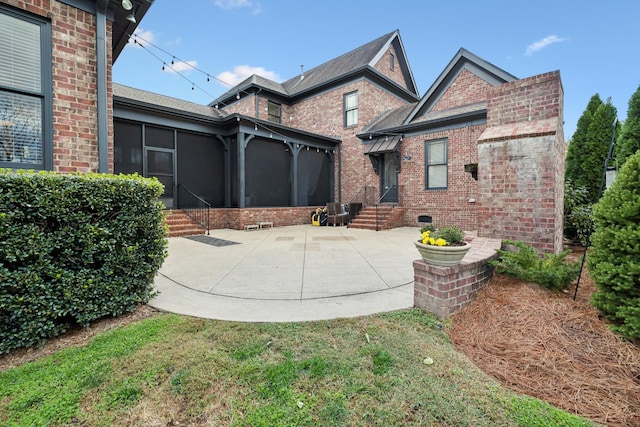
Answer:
[113, 0, 640, 140]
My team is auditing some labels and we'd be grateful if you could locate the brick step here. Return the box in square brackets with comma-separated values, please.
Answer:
[348, 206, 394, 230]
[164, 209, 206, 237]
[347, 222, 378, 230]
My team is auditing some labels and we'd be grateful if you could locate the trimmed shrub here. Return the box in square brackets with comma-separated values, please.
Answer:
[588, 151, 640, 341]
[0, 170, 168, 354]
[489, 240, 581, 291]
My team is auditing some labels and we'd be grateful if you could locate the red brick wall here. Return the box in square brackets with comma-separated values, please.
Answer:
[477, 71, 564, 254]
[372, 45, 410, 90]
[281, 81, 411, 204]
[431, 69, 492, 112]
[486, 71, 562, 126]
[208, 206, 319, 230]
[399, 124, 483, 231]
[2, 0, 113, 173]
[413, 256, 496, 318]
[219, 94, 255, 117]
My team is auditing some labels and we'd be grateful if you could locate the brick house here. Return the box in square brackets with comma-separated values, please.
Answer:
[0, 0, 153, 173]
[1, 1, 565, 254]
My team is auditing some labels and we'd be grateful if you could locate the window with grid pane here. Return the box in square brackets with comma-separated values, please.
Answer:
[267, 101, 281, 123]
[0, 7, 51, 169]
[344, 91, 358, 127]
[425, 138, 447, 189]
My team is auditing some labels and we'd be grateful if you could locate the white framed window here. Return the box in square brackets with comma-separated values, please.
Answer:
[425, 138, 447, 189]
[390, 53, 395, 70]
[0, 6, 52, 169]
[344, 91, 358, 127]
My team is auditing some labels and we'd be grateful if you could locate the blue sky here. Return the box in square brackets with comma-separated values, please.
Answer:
[113, 0, 640, 139]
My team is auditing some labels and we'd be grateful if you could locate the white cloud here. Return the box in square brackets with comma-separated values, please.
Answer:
[214, 0, 262, 14]
[164, 60, 198, 74]
[525, 35, 566, 56]
[127, 28, 155, 48]
[216, 65, 281, 86]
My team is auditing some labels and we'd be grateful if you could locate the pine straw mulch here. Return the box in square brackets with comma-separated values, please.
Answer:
[447, 252, 640, 427]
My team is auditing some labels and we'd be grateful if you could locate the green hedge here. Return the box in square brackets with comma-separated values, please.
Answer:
[0, 170, 168, 354]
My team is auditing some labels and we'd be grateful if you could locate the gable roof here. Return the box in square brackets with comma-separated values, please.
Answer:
[359, 48, 517, 137]
[210, 30, 419, 107]
[282, 29, 418, 96]
[405, 48, 516, 124]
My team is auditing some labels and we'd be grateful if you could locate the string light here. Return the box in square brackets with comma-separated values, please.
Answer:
[118, 25, 351, 151]
[117, 25, 256, 102]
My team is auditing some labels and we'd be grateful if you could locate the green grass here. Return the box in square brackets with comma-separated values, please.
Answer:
[0, 309, 599, 426]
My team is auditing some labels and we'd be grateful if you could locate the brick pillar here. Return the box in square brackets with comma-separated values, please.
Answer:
[413, 257, 495, 318]
[476, 71, 565, 254]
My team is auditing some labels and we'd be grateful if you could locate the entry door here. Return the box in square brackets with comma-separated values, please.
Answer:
[381, 152, 398, 203]
[145, 147, 175, 208]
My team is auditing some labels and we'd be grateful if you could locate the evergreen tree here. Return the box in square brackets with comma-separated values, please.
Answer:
[588, 150, 640, 341]
[565, 94, 602, 187]
[616, 85, 640, 166]
[581, 100, 618, 204]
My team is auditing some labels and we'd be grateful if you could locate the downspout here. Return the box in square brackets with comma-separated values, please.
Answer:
[96, 0, 109, 173]
[338, 144, 342, 203]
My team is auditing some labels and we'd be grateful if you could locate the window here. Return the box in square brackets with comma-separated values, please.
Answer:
[344, 91, 358, 127]
[390, 53, 395, 70]
[267, 100, 281, 123]
[425, 138, 447, 189]
[0, 6, 52, 169]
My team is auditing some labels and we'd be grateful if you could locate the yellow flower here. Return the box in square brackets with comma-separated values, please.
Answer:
[435, 238, 447, 246]
[421, 231, 430, 244]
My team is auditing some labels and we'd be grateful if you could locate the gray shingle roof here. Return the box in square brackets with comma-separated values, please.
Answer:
[282, 30, 399, 95]
[362, 104, 417, 133]
[114, 83, 224, 118]
[210, 29, 417, 107]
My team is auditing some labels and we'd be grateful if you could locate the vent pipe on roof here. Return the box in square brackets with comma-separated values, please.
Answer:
[300, 64, 304, 80]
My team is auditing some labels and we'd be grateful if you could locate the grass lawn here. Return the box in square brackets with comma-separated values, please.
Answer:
[0, 309, 599, 426]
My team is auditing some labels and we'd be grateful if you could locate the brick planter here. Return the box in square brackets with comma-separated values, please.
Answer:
[413, 237, 501, 318]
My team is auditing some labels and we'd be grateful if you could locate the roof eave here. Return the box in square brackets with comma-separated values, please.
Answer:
[358, 108, 487, 140]
[114, 95, 222, 124]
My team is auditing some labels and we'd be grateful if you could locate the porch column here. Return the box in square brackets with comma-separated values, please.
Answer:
[238, 132, 245, 208]
[217, 135, 231, 208]
[238, 133, 255, 208]
[289, 142, 303, 206]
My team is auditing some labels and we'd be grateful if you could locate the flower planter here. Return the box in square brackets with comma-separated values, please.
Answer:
[414, 240, 472, 266]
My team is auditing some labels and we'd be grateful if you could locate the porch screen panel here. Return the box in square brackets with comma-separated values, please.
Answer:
[297, 148, 331, 206]
[177, 131, 224, 206]
[245, 139, 291, 207]
[145, 125, 174, 148]
[114, 120, 142, 174]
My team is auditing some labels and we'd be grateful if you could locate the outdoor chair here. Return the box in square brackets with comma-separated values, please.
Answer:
[327, 202, 349, 226]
